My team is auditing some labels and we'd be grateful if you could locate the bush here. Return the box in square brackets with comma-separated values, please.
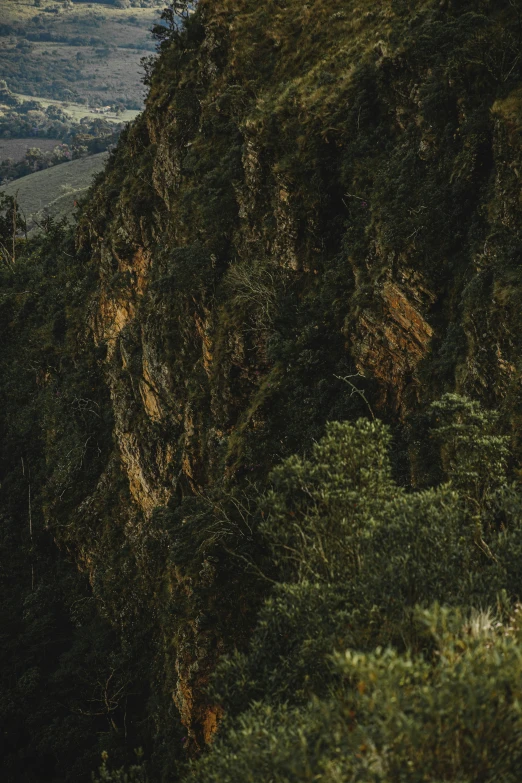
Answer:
[188, 398, 522, 781]
[92, 751, 148, 782]
[192, 606, 522, 783]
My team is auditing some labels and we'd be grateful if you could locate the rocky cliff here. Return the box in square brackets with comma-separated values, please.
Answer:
[72, 0, 522, 748]
[2, 0, 522, 780]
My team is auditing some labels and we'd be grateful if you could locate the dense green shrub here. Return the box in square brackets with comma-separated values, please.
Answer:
[191, 606, 522, 783]
[0, 221, 152, 782]
[188, 399, 522, 781]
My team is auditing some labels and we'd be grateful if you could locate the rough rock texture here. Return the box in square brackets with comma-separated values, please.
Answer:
[354, 278, 435, 412]
[63, 0, 522, 763]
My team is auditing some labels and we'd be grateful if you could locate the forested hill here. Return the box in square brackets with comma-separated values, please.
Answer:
[2, 0, 522, 780]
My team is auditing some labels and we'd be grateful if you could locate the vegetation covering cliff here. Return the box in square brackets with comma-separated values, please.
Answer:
[2, 0, 522, 780]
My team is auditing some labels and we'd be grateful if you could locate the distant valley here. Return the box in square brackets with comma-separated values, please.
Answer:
[2, 151, 108, 232]
[0, 0, 164, 228]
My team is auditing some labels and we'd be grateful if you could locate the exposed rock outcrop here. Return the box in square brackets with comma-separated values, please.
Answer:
[70, 0, 522, 757]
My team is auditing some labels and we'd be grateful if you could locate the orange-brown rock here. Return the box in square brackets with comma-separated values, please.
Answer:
[354, 281, 434, 412]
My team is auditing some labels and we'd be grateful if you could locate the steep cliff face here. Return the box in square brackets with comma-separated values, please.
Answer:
[61, 0, 522, 758]
[3, 0, 520, 778]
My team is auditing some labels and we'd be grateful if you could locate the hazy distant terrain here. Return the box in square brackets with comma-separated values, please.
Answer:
[0, 137, 63, 161]
[11, 91, 139, 123]
[0, 0, 164, 108]
[0, 0, 162, 229]
[1, 150, 108, 229]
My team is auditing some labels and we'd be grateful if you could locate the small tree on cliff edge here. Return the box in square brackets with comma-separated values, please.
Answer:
[151, 1, 191, 46]
[0, 193, 26, 267]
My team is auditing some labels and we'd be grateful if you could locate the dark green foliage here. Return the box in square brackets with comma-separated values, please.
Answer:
[191, 607, 522, 783]
[430, 392, 509, 501]
[0, 226, 151, 782]
[151, 3, 191, 47]
[0, 193, 26, 264]
[190, 402, 522, 782]
[92, 751, 148, 783]
[263, 419, 396, 582]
